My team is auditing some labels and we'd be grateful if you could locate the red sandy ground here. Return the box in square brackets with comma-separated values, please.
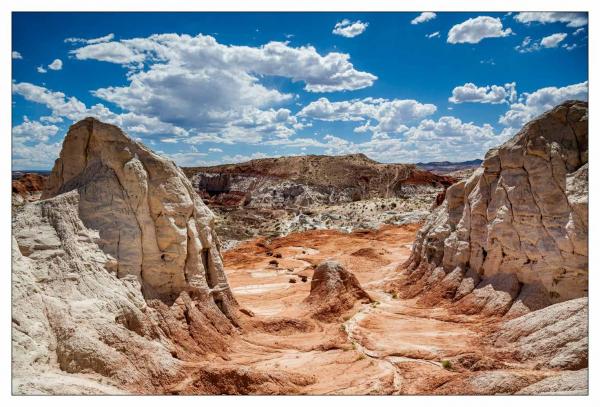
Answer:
[194, 224, 544, 395]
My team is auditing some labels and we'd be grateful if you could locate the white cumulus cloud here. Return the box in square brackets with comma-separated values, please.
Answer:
[12, 116, 59, 143]
[411, 12, 437, 25]
[332, 19, 369, 38]
[499, 81, 588, 128]
[12, 82, 189, 138]
[48, 59, 63, 70]
[70, 33, 376, 93]
[12, 51, 23, 59]
[516, 33, 569, 53]
[540, 33, 568, 48]
[449, 82, 516, 104]
[65, 33, 115, 44]
[312, 114, 504, 163]
[61, 33, 377, 146]
[12, 140, 62, 170]
[514, 12, 587, 28]
[447, 16, 513, 44]
[299, 97, 437, 137]
[426, 31, 440, 39]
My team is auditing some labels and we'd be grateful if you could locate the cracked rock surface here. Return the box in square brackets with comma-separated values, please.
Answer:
[12, 118, 240, 394]
[404, 100, 588, 311]
[42, 118, 236, 306]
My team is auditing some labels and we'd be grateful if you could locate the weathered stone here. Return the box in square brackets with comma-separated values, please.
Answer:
[404, 101, 588, 305]
[42, 118, 236, 308]
[494, 297, 588, 370]
[304, 260, 371, 321]
[13, 118, 239, 394]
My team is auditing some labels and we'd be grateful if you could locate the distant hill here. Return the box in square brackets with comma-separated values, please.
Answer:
[183, 153, 456, 208]
[185, 153, 454, 190]
[12, 170, 51, 180]
[415, 159, 483, 174]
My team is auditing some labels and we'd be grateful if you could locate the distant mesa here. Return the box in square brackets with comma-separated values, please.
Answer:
[185, 153, 456, 209]
[12, 172, 47, 198]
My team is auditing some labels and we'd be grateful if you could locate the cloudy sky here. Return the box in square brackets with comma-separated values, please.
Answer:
[12, 12, 588, 169]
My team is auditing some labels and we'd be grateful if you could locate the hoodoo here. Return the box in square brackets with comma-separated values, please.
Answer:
[402, 101, 588, 315]
[13, 118, 239, 394]
[42, 118, 236, 309]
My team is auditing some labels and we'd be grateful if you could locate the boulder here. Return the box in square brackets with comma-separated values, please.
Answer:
[304, 260, 371, 321]
[42, 117, 236, 309]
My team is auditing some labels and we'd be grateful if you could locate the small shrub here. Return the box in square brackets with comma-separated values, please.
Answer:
[441, 360, 452, 369]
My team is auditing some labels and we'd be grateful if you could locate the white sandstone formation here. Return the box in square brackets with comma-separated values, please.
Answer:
[494, 297, 588, 370]
[12, 118, 238, 394]
[404, 101, 588, 314]
[42, 118, 236, 306]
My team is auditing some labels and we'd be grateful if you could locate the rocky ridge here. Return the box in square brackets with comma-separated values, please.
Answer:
[185, 155, 455, 246]
[403, 100, 588, 311]
[185, 153, 454, 208]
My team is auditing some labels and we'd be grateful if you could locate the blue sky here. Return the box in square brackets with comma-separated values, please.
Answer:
[12, 12, 588, 169]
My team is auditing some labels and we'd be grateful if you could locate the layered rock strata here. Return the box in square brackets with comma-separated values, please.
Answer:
[13, 118, 239, 394]
[403, 101, 588, 313]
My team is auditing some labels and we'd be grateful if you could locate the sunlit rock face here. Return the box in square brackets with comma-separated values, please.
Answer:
[43, 117, 236, 308]
[405, 101, 588, 313]
[13, 118, 238, 394]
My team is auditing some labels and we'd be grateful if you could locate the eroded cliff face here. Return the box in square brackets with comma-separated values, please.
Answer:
[186, 153, 455, 209]
[13, 118, 240, 394]
[403, 101, 588, 312]
[42, 118, 236, 307]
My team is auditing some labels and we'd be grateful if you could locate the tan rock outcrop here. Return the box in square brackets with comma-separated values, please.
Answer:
[403, 101, 588, 313]
[12, 118, 239, 394]
[516, 369, 588, 395]
[304, 260, 371, 321]
[42, 118, 236, 308]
